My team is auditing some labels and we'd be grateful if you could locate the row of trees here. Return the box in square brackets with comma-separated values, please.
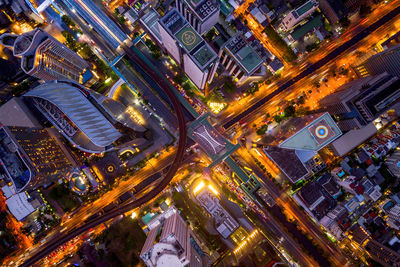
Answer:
[263, 25, 297, 62]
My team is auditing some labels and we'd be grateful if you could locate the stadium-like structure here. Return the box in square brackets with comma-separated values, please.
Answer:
[24, 80, 150, 153]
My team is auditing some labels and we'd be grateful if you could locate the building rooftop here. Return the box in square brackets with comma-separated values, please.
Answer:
[0, 97, 40, 128]
[6, 192, 36, 221]
[0, 127, 32, 192]
[192, 45, 216, 66]
[140, 8, 162, 42]
[278, 112, 342, 151]
[185, 0, 218, 20]
[297, 181, 336, 220]
[262, 145, 309, 183]
[175, 24, 202, 52]
[289, 15, 323, 41]
[225, 34, 263, 74]
[296, 0, 316, 17]
[161, 9, 217, 69]
[24, 81, 122, 148]
[331, 123, 378, 156]
[237, 46, 263, 74]
[196, 187, 239, 239]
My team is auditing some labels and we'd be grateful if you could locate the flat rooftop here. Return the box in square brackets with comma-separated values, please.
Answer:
[279, 113, 342, 151]
[225, 34, 263, 74]
[185, 0, 218, 20]
[192, 45, 216, 66]
[290, 15, 323, 41]
[175, 24, 202, 52]
[294, 0, 316, 18]
[263, 113, 342, 151]
[140, 8, 162, 42]
[0, 97, 40, 128]
[162, 9, 217, 69]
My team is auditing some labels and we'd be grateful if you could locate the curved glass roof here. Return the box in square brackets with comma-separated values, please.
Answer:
[25, 81, 121, 147]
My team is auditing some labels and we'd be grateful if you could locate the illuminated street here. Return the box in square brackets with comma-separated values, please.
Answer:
[1, 0, 400, 266]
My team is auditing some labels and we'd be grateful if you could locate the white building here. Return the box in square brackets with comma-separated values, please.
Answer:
[159, 9, 218, 91]
[175, 0, 219, 34]
[5, 192, 41, 221]
[140, 207, 207, 267]
[195, 186, 239, 239]
[0, 29, 90, 83]
[388, 204, 400, 230]
[279, 0, 318, 31]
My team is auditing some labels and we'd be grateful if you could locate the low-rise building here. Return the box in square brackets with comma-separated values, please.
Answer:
[286, 15, 324, 44]
[279, 0, 318, 31]
[295, 181, 336, 221]
[4, 191, 43, 221]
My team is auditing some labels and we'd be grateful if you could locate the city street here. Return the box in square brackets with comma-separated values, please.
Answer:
[5, 0, 400, 266]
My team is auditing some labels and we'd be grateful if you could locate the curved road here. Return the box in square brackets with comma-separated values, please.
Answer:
[21, 46, 187, 267]
[222, 4, 400, 129]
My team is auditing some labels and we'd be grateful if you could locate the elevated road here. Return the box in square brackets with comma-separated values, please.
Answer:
[222, 3, 400, 129]
[21, 46, 187, 267]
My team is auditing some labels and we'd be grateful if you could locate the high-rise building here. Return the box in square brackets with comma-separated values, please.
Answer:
[62, 0, 128, 50]
[23, 80, 149, 153]
[355, 44, 400, 78]
[218, 33, 265, 84]
[194, 182, 239, 239]
[140, 207, 208, 267]
[175, 0, 219, 34]
[159, 9, 218, 90]
[319, 73, 400, 132]
[0, 29, 90, 83]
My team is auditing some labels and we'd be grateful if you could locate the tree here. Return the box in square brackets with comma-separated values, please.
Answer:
[296, 95, 305, 105]
[174, 74, 184, 84]
[79, 42, 95, 60]
[305, 42, 319, 52]
[62, 30, 78, 51]
[264, 25, 297, 62]
[117, 16, 126, 24]
[273, 115, 283, 123]
[61, 15, 75, 28]
[339, 16, 350, 28]
[223, 80, 236, 93]
[183, 83, 195, 97]
[359, 4, 372, 18]
[284, 105, 296, 117]
[204, 28, 216, 42]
